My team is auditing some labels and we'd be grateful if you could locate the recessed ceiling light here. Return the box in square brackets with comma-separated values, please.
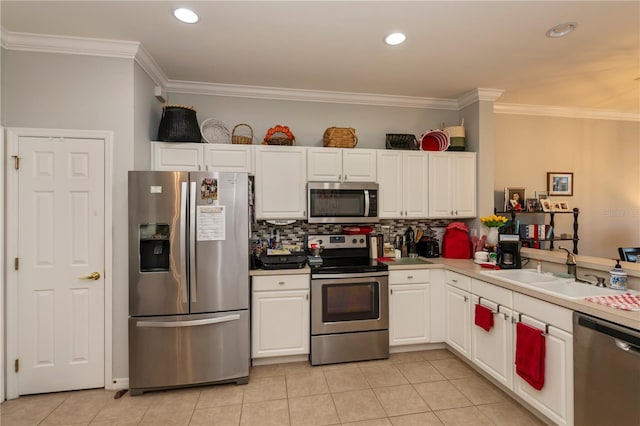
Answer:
[385, 32, 406, 46]
[546, 22, 578, 38]
[174, 8, 199, 24]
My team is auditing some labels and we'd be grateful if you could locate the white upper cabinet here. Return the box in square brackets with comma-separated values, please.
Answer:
[151, 142, 203, 171]
[255, 145, 307, 219]
[151, 142, 253, 173]
[307, 148, 377, 182]
[203, 144, 253, 173]
[428, 152, 476, 218]
[377, 150, 428, 218]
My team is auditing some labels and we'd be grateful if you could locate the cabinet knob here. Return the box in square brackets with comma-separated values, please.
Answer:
[278, 281, 285, 285]
[338, 174, 341, 181]
[390, 289, 393, 295]
[408, 275, 414, 279]
[344, 174, 348, 180]
[463, 296, 468, 302]
[451, 279, 458, 283]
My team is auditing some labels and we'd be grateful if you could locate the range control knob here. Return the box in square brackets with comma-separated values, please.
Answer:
[317, 239, 323, 245]
[352, 238, 357, 244]
[360, 238, 365, 244]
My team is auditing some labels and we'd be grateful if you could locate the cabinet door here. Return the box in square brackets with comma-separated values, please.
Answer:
[452, 153, 476, 217]
[307, 147, 342, 181]
[255, 146, 307, 219]
[445, 285, 471, 358]
[151, 142, 203, 171]
[203, 144, 253, 173]
[376, 151, 403, 218]
[342, 149, 377, 182]
[428, 152, 454, 217]
[389, 283, 430, 346]
[403, 151, 429, 218]
[471, 296, 513, 389]
[251, 290, 310, 358]
[513, 314, 573, 426]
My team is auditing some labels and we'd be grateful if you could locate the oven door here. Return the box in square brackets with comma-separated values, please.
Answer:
[311, 273, 388, 335]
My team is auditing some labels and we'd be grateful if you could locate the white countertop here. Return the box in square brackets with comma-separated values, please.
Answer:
[250, 258, 640, 331]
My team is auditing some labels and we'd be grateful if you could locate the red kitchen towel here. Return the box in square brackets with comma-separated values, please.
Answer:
[474, 304, 494, 331]
[515, 322, 546, 391]
[585, 293, 640, 311]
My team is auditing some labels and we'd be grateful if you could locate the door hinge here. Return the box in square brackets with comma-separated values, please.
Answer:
[14, 359, 19, 373]
[14, 257, 19, 270]
[11, 155, 20, 170]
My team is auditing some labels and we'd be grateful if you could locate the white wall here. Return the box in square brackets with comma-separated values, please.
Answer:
[133, 63, 162, 170]
[167, 93, 460, 148]
[2, 50, 135, 379]
[494, 114, 640, 258]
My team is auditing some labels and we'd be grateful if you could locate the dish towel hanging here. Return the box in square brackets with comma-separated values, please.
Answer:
[474, 304, 494, 331]
[515, 322, 546, 391]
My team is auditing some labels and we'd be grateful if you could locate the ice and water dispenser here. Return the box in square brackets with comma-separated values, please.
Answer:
[138, 224, 170, 272]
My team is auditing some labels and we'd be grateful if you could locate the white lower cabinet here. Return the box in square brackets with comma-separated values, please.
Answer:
[251, 274, 310, 358]
[389, 270, 431, 346]
[445, 284, 472, 358]
[512, 294, 574, 426]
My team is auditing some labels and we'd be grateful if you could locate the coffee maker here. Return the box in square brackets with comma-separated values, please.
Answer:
[498, 240, 522, 269]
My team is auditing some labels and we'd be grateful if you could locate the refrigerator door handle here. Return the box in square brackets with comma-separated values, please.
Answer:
[189, 181, 197, 302]
[180, 181, 188, 303]
[136, 314, 241, 328]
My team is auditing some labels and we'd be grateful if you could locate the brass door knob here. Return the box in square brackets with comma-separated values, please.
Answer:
[79, 272, 101, 280]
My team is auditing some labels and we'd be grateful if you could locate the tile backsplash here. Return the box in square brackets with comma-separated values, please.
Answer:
[252, 218, 452, 249]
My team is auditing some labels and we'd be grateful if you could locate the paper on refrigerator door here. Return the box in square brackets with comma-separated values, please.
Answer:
[197, 205, 226, 241]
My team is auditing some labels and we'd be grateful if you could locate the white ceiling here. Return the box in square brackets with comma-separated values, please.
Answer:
[2, 1, 639, 114]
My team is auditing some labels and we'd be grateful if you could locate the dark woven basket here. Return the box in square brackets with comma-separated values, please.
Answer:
[157, 105, 202, 142]
[385, 134, 418, 150]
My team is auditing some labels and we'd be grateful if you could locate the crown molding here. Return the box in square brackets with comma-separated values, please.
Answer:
[457, 88, 506, 109]
[0, 28, 139, 58]
[494, 103, 640, 122]
[165, 80, 460, 110]
[133, 43, 168, 89]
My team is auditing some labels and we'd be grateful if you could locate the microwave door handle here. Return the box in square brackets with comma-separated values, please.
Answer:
[189, 181, 197, 303]
[179, 182, 188, 303]
[364, 190, 370, 217]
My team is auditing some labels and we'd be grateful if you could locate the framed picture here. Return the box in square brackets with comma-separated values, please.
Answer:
[504, 187, 526, 211]
[547, 172, 573, 196]
[535, 191, 548, 201]
[540, 199, 551, 212]
[558, 201, 570, 212]
[525, 198, 539, 212]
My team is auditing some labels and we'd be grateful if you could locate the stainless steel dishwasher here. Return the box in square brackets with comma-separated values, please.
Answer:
[573, 312, 640, 426]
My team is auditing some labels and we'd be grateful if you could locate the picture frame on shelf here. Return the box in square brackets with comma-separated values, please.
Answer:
[540, 199, 551, 212]
[535, 191, 548, 201]
[525, 198, 539, 212]
[547, 172, 573, 196]
[558, 201, 570, 212]
[504, 187, 526, 211]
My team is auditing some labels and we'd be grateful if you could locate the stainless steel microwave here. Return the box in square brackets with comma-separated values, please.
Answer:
[307, 182, 379, 223]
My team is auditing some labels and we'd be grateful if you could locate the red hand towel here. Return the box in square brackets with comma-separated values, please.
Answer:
[515, 322, 546, 390]
[474, 304, 494, 332]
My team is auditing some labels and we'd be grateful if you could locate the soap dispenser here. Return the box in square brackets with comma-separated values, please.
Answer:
[609, 260, 628, 291]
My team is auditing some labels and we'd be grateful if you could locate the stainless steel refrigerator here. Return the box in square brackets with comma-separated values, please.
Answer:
[128, 171, 250, 396]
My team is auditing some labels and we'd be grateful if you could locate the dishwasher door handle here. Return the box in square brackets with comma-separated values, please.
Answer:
[615, 338, 640, 356]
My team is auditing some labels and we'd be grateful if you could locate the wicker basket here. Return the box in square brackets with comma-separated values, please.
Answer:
[323, 127, 358, 148]
[157, 104, 202, 142]
[263, 125, 296, 146]
[385, 133, 418, 150]
[231, 123, 254, 145]
[200, 118, 231, 143]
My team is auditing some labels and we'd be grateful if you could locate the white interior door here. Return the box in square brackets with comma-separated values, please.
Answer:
[16, 136, 105, 395]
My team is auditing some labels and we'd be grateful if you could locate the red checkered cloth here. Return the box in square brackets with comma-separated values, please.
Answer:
[585, 293, 640, 311]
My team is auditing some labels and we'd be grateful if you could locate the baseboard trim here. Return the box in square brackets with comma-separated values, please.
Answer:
[251, 354, 308, 366]
[109, 377, 129, 391]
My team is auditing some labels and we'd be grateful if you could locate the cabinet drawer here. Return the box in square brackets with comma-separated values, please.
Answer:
[390, 269, 430, 285]
[471, 279, 512, 307]
[445, 271, 471, 292]
[513, 293, 573, 332]
[252, 274, 309, 291]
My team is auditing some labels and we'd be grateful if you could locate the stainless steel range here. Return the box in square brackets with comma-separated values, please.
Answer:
[307, 234, 389, 366]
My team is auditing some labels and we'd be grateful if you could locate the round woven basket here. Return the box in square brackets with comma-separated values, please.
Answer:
[231, 123, 254, 145]
[323, 127, 358, 148]
[157, 104, 202, 142]
[200, 118, 231, 143]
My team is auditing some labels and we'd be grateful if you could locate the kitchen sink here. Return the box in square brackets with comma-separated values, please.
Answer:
[481, 269, 628, 300]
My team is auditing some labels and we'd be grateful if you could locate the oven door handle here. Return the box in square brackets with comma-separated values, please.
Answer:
[312, 271, 389, 279]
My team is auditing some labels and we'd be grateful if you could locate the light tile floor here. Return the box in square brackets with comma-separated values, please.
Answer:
[0, 349, 545, 425]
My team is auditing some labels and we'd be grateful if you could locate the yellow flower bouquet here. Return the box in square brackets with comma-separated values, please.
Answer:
[480, 214, 508, 228]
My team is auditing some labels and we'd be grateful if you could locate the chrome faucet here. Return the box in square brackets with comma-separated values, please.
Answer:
[584, 274, 607, 287]
[559, 246, 577, 277]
